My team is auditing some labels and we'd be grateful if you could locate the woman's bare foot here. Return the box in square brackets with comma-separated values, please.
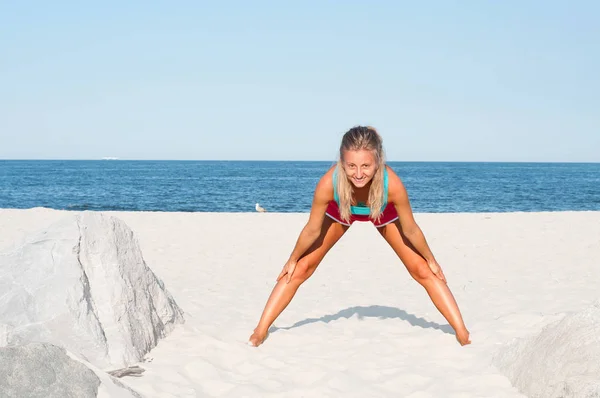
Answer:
[456, 328, 471, 346]
[248, 329, 268, 347]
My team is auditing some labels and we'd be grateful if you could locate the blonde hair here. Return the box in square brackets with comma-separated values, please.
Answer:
[336, 126, 386, 223]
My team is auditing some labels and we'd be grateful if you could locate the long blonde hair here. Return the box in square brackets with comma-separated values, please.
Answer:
[336, 126, 386, 223]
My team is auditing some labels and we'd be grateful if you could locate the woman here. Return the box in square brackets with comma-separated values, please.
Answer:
[249, 126, 471, 347]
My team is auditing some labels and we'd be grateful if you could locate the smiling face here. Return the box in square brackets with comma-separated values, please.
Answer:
[341, 149, 378, 188]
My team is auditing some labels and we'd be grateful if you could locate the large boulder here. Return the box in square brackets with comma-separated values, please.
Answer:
[0, 342, 143, 398]
[0, 211, 184, 370]
[493, 300, 600, 397]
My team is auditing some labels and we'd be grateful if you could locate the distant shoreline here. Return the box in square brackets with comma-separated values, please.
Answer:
[0, 159, 599, 164]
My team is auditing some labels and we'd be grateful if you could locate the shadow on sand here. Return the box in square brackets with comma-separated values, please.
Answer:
[270, 305, 454, 335]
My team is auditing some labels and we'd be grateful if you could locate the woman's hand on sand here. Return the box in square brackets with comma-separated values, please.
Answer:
[427, 259, 447, 283]
[277, 258, 297, 284]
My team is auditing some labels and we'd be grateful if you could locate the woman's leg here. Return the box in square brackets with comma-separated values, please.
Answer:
[377, 220, 471, 345]
[249, 217, 349, 346]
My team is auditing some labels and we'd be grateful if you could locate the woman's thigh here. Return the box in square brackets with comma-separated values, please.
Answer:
[377, 220, 430, 278]
[298, 216, 349, 269]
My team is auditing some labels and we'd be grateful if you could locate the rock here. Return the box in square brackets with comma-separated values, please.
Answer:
[107, 365, 145, 378]
[493, 300, 600, 398]
[0, 211, 184, 370]
[0, 342, 143, 398]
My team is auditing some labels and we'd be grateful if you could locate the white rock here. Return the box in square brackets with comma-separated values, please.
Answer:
[493, 300, 600, 398]
[0, 342, 143, 398]
[0, 211, 184, 370]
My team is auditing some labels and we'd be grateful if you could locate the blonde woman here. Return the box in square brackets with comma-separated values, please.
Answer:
[249, 126, 470, 347]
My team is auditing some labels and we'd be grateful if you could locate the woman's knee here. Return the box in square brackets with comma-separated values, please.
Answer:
[407, 259, 434, 283]
[291, 257, 320, 282]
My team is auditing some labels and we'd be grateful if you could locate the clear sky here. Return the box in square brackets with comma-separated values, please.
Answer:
[1, 1, 598, 162]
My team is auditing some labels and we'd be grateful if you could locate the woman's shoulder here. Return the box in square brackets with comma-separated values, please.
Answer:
[323, 164, 337, 181]
[384, 164, 398, 179]
[384, 164, 400, 176]
[384, 165, 406, 198]
[314, 164, 336, 197]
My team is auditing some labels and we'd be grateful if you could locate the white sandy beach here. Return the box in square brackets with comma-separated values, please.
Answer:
[1, 208, 599, 397]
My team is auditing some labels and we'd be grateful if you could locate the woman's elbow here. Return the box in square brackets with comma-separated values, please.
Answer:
[304, 222, 323, 238]
[400, 220, 420, 236]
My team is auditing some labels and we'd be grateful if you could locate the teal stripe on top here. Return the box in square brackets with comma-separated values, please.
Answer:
[333, 166, 389, 215]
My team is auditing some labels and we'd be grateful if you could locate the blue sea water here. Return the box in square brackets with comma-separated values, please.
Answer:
[0, 160, 599, 213]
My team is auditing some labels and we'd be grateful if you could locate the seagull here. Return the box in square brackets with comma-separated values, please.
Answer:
[255, 203, 267, 213]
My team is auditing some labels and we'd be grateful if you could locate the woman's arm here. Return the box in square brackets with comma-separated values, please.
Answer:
[287, 167, 335, 262]
[386, 166, 437, 263]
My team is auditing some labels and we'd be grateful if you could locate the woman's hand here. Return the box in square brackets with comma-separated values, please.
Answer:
[277, 258, 298, 284]
[427, 259, 447, 283]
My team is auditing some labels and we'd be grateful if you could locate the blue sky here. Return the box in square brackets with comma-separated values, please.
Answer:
[1, 1, 598, 161]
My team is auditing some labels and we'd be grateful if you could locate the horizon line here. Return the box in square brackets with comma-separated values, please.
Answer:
[1, 158, 599, 164]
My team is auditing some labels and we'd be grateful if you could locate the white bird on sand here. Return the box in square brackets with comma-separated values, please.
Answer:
[255, 203, 267, 213]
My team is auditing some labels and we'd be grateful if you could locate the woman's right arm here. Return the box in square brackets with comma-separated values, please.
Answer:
[286, 169, 334, 262]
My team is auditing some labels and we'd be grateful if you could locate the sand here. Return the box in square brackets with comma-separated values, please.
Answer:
[1, 208, 599, 397]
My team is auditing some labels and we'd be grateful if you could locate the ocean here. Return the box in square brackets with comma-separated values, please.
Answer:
[1, 160, 599, 213]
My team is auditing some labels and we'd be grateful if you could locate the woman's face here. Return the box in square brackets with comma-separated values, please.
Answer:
[341, 149, 378, 188]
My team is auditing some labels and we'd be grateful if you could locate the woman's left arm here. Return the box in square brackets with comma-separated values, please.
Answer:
[386, 167, 446, 282]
